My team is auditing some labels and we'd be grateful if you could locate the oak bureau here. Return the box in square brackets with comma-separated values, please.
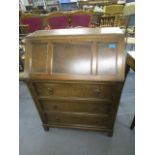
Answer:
[24, 27, 125, 137]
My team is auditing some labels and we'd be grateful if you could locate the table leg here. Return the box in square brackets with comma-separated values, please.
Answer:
[130, 116, 135, 130]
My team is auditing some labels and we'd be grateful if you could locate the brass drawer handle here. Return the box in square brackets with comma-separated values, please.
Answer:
[94, 89, 101, 96]
[48, 88, 54, 95]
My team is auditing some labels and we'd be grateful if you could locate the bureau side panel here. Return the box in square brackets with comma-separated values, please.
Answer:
[107, 82, 124, 136]
[26, 81, 48, 124]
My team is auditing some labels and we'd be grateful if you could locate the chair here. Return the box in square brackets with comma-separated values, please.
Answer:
[46, 12, 69, 29]
[19, 38, 26, 72]
[70, 10, 93, 27]
[20, 13, 43, 33]
[19, 24, 29, 34]
[99, 14, 124, 27]
[99, 4, 124, 27]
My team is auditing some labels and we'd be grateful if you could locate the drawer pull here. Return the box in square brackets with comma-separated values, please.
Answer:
[94, 89, 101, 96]
[48, 88, 54, 95]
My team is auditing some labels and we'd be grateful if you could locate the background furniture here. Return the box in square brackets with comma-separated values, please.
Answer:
[99, 14, 123, 27]
[46, 0, 61, 12]
[125, 33, 135, 51]
[20, 13, 44, 33]
[24, 28, 125, 137]
[123, 2, 135, 25]
[78, 0, 105, 9]
[70, 10, 92, 27]
[99, 4, 125, 27]
[46, 12, 69, 29]
[19, 37, 26, 72]
[78, 0, 117, 9]
[123, 2, 135, 49]
[20, 10, 93, 32]
[103, 4, 124, 15]
[126, 51, 135, 130]
[130, 116, 135, 129]
[60, 0, 78, 11]
[19, 24, 29, 34]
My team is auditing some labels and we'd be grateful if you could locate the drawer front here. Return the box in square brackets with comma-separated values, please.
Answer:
[34, 82, 112, 99]
[40, 99, 111, 115]
[45, 112, 108, 127]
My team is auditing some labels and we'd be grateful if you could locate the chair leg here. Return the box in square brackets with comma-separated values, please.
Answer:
[130, 116, 135, 130]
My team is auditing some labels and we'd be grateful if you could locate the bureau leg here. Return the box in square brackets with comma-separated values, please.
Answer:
[108, 131, 113, 137]
[43, 125, 49, 131]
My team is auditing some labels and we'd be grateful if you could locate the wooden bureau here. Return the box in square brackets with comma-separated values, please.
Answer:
[24, 27, 125, 136]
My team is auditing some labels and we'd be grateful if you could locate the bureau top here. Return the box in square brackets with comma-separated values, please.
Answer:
[24, 28, 125, 82]
[27, 27, 124, 38]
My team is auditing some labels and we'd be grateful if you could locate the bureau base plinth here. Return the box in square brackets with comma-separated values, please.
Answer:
[43, 123, 113, 136]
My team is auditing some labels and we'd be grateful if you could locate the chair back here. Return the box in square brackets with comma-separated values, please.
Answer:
[70, 10, 92, 27]
[99, 14, 124, 27]
[20, 13, 43, 33]
[46, 12, 69, 29]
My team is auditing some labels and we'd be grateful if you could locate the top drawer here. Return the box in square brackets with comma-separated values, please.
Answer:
[34, 82, 112, 100]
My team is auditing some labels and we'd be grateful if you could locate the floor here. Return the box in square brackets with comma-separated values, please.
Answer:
[19, 71, 135, 155]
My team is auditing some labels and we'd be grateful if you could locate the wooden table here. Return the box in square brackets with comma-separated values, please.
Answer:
[126, 51, 135, 71]
[19, 72, 25, 81]
[126, 51, 135, 129]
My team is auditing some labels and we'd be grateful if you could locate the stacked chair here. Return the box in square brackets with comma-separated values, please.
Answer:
[100, 4, 124, 27]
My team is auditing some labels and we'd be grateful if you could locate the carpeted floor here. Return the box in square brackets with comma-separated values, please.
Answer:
[19, 71, 135, 155]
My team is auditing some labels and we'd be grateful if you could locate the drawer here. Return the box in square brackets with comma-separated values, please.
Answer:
[45, 112, 108, 127]
[34, 82, 112, 99]
[40, 99, 111, 115]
